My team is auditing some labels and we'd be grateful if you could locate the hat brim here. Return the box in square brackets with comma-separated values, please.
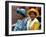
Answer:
[27, 8, 39, 17]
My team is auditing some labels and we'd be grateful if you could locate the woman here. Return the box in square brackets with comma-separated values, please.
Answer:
[27, 8, 40, 30]
[13, 8, 28, 31]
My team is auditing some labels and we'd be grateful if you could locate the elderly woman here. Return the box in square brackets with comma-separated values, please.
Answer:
[27, 8, 40, 30]
[13, 8, 28, 31]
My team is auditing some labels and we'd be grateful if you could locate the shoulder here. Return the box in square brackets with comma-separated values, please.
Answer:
[35, 18, 39, 23]
[34, 18, 40, 25]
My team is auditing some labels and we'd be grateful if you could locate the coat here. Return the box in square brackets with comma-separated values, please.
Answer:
[27, 18, 40, 30]
[13, 17, 40, 31]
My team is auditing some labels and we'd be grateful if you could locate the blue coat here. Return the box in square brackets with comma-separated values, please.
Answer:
[14, 18, 27, 31]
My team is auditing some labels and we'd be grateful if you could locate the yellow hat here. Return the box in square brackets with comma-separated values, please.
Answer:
[27, 8, 39, 17]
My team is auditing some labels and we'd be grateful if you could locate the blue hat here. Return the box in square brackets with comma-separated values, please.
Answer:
[16, 8, 26, 17]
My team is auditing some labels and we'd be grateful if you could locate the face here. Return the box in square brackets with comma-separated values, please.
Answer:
[17, 14, 25, 20]
[29, 12, 36, 20]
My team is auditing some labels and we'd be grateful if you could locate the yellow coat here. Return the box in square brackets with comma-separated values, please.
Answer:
[27, 18, 40, 30]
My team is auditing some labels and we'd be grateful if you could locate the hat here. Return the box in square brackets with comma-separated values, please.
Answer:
[27, 8, 39, 17]
[16, 8, 26, 17]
